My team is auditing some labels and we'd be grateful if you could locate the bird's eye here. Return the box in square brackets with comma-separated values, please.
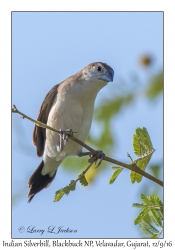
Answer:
[97, 66, 102, 71]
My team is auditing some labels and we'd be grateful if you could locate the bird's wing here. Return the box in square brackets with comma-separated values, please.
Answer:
[32, 83, 59, 157]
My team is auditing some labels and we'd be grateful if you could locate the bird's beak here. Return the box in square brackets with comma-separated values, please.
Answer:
[98, 69, 114, 82]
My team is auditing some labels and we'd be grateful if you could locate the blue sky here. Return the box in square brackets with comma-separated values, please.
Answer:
[12, 12, 163, 238]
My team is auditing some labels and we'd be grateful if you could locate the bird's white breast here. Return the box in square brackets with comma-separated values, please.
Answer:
[44, 92, 94, 161]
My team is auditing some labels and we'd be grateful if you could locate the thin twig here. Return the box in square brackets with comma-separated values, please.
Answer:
[75, 162, 94, 183]
[12, 105, 163, 187]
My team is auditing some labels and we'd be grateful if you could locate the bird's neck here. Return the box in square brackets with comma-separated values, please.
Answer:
[58, 79, 107, 103]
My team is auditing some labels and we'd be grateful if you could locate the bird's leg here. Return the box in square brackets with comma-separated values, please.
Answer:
[59, 128, 74, 151]
[78, 150, 105, 168]
[78, 152, 91, 157]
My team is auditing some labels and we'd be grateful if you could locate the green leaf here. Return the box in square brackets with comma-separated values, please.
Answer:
[151, 234, 161, 239]
[141, 220, 159, 235]
[136, 154, 153, 169]
[132, 203, 146, 208]
[140, 194, 163, 208]
[134, 208, 150, 225]
[62, 186, 71, 195]
[133, 127, 154, 156]
[54, 180, 76, 202]
[140, 194, 152, 206]
[131, 127, 155, 183]
[68, 180, 76, 191]
[150, 195, 163, 220]
[79, 175, 89, 186]
[148, 209, 163, 227]
[109, 167, 123, 184]
[54, 190, 65, 202]
[131, 154, 153, 183]
[150, 194, 163, 207]
[130, 170, 138, 184]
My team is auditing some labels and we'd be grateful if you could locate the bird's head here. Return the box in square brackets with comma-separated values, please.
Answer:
[61, 62, 114, 99]
[81, 62, 114, 83]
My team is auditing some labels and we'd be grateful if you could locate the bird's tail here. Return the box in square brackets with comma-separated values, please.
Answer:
[28, 160, 57, 202]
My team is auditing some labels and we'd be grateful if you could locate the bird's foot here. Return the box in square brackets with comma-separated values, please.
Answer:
[59, 129, 74, 151]
[88, 150, 105, 168]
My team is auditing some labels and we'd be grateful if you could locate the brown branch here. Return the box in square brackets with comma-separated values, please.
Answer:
[12, 105, 163, 187]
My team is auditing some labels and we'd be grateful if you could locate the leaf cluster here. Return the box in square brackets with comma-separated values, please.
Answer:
[54, 180, 76, 202]
[54, 171, 89, 202]
[109, 127, 155, 185]
[130, 127, 155, 183]
[133, 194, 163, 238]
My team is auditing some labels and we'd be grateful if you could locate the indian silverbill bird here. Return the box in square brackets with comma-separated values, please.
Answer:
[28, 62, 114, 202]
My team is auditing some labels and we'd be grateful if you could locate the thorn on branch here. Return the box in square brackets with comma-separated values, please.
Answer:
[127, 153, 133, 162]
